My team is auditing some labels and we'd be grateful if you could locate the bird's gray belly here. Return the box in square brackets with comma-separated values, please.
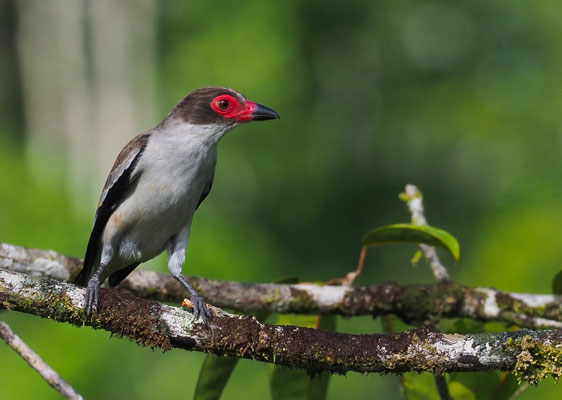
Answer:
[103, 171, 206, 269]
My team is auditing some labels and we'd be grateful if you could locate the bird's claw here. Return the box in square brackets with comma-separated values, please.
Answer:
[85, 279, 100, 318]
[190, 294, 212, 325]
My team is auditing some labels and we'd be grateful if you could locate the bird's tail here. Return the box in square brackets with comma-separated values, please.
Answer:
[74, 262, 90, 286]
[74, 235, 99, 286]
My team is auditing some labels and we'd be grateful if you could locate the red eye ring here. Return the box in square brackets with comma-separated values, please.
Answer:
[211, 95, 236, 114]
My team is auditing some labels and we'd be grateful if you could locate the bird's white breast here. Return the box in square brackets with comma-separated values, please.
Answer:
[104, 123, 226, 265]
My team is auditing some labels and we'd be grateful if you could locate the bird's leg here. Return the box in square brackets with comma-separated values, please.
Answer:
[85, 246, 112, 317]
[167, 230, 212, 324]
[174, 274, 212, 322]
[85, 263, 106, 317]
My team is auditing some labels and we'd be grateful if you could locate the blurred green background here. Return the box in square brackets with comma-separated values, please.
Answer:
[1, 0, 561, 398]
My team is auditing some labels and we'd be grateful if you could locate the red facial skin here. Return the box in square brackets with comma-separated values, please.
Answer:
[210, 95, 257, 122]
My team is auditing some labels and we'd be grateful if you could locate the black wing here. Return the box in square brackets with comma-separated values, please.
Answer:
[196, 178, 214, 210]
[108, 262, 140, 287]
[75, 134, 150, 286]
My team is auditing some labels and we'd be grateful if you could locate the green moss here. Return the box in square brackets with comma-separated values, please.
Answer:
[181, 316, 195, 332]
[260, 288, 284, 309]
[495, 293, 562, 323]
[259, 288, 317, 314]
[505, 335, 562, 385]
[384, 329, 443, 373]
[397, 283, 464, 325]
[45, 292, 82, 321]
[139, 286, 163, 300]
[292, 290, 317, 312]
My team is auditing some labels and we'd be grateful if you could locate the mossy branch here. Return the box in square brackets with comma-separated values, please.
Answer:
[1, 243, 561, 329]
[1, 268, 561, 379]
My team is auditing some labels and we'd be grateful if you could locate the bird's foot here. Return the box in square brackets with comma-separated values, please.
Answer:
[174, 274, 213, 325]
[190, 293, 212, 325]
[85, 278, 100, 318]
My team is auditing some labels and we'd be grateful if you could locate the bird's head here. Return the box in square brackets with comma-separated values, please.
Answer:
[164, 87, 279, 130]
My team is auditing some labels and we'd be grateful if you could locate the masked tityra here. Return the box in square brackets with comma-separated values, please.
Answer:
[74, 87, 279, 323]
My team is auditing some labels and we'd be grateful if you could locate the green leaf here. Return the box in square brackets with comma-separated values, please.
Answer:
[269, 315, 336, 400]
[411, 249, 423, 266]
[552, 270, 562, 295]
[402, 373, 440, 400]
[194, 275, 298, 400]
[449, 372, 519, 400]
[193, 356, 238, 400]
[402, 374, 476, 400]
[362, 223, 460, 261]
[448, 381, 475, 400]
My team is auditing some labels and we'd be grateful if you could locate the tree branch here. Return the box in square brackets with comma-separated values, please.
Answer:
[1, 268, 561, 379]
[1, 243, 560, 329]
[401, 184, 454, 398]
[0, 320, 83, 399]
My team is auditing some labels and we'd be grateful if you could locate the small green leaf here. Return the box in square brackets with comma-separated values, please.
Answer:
[269, 315, 336, 400]
[402, 373, 439, 399]
[448, 381, 475, 400]
[411, 249, 423, 266]
[402, 374, 476, 400]
[552, 270, 562, 295]
[194, 275, 298, 400]
[362, 223, 460, 261]
[193, 356, 238, 400]
[449, 372, 518, 400]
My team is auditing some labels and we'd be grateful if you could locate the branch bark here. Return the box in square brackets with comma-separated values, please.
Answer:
[1, 243, 560, 329]
[1, 268, 561, 379]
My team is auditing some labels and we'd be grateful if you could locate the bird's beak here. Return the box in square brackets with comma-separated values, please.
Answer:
[246, 101, 280, 121]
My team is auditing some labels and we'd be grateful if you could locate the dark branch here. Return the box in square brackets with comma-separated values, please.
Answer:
[1, 243, 560, 329]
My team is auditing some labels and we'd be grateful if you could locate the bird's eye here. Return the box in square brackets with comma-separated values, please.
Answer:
[218, 99, 230, 111]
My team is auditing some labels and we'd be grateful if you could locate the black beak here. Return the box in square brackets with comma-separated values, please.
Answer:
[252, 103, 280, 121]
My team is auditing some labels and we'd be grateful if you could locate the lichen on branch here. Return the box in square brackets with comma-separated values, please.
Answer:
[1, 268, 562, 379]
[1, 243, 561, 329]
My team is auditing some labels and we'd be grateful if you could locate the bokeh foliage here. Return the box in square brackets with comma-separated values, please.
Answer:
[1, 0, 561, 398]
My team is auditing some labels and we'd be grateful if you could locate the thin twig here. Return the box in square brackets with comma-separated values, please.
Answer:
[401, 184, 451, 282]
[491, 372, 511, 399]
[340, 245, 367, 286]
[507, 383, 529, 400]
[0, 321, 83, 400]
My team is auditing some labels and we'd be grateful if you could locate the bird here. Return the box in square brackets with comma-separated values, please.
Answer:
[74, 87, 279, 324]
